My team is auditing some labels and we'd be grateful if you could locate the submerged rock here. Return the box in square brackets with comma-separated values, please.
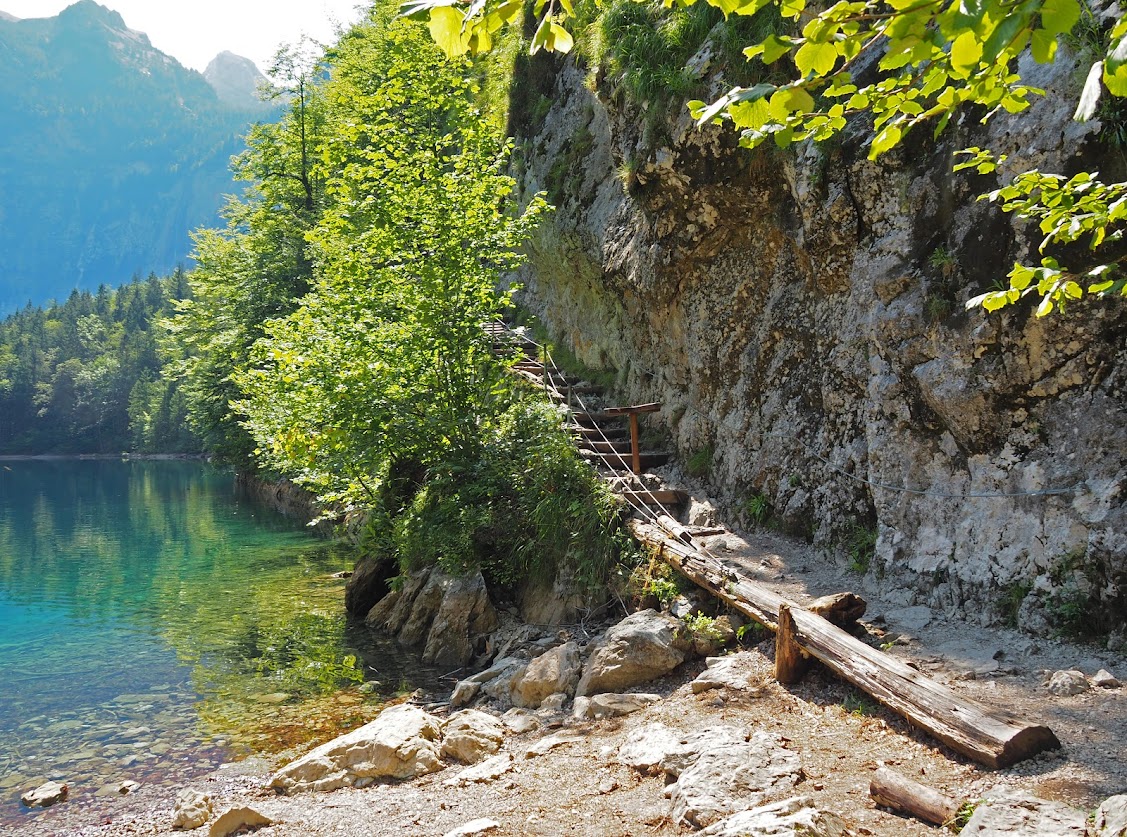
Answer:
[20, 780, 68, 808]
[270, 704, 443, 793]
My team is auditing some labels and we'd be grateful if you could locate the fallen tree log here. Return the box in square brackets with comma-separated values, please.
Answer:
[628, 519, 1061, 769]
[869, 767, 964, 826]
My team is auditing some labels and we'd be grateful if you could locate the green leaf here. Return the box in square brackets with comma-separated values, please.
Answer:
[428, 6, 469, 57]
[1035, 295, 1054, 316]
[1031, 28, 1058, 63]
[869, 124, 902, 158]
[795, 41, 838, 76]
[1103, 60, 1127, 97]
[548, 22, 574, 53]
[950, 31, 983, 72]
[530, 14, 552, 54]
[1040, 0, 1080, 36]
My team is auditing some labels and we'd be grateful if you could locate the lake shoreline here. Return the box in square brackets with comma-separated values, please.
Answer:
[0, 453, 209, 461]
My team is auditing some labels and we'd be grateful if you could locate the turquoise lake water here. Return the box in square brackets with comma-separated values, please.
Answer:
[0, 460, 435, 831]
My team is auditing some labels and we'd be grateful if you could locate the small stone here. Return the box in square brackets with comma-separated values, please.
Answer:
[523, 730, 582, 759]
[254, 693, 291, 705]
[443, 753, 514, 787]
[1092, 669, 1121, 689]
[172, 788, 213, 830]
[450, 680, 481, 707]
[538, 692, 568, 712]
[21, 781, 68, 808]
[571, 696, 591, 720]
[698, 796, 853, 837]
[587, 692, 660, 719]
[502, 708, 540, 734]
[1047, 670, 1090, 697]
[118, 780, 141, 795]
[441, 710, 505, 764]
[442, 817, 501, 837]
[598, 777, 619, 794]
[208, 806, 273, 837]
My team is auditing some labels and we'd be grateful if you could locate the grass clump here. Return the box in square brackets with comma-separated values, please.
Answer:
[686, 445, 714, 479]
[844, 521, 877, 574]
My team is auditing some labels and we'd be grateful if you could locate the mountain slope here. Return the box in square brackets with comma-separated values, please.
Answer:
[0, 1, 273, 311]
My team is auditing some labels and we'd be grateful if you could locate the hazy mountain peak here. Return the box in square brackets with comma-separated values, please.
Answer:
[203, 50, 268, 108]
[0, 11, 19, 22]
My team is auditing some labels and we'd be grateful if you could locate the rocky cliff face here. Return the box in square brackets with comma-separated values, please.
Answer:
[513, 49, 1127, 640]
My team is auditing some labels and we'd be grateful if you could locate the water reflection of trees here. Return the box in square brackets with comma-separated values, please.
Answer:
[0, 460, 369, 709]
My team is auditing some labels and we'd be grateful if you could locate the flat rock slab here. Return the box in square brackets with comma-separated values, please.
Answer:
[885, 605, 933, 632]
[617, 723, 683, 775]
[443, 753, 514, 787]
[523, 730, 583, 759]
[585, 692, 660, 719]
[270, 704, 443, 793]
[442, 818, 501, 837]
[692, 653, 762, 693]
[698, 796, 855, 836]
[960, 790, 1089, 836]
[666, 730, 803, 827]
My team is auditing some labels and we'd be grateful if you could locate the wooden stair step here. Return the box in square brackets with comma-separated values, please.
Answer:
[619, 489, 689, 506]
[570, 425, 629, 440]
[579, 439, 633, 454]
[582, 451, 672, 469]
[571, 410, 628, 425]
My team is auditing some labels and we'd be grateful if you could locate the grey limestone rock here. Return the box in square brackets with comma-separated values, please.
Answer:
[960, 790, 1088, 836]
[269, 704, 443, 793]
[576, 609, 687, 697]
[510, 642, 581, 708]
[1046, 669, 1090, 696]
[1094, 795, 1127, 837]
[440, 709, 505, 764]
[698, 796, 855, 837]
[665, 730, 804, 827]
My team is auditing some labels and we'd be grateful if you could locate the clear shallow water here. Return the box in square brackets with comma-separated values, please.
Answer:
[0, 460, 437, 831]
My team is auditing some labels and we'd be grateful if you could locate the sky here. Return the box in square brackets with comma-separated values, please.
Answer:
[1, 0, 369, 72]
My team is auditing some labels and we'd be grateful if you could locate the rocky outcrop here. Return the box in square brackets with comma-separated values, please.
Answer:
[576, 609, 688, 696]
[514, 44, 1126, 636]
[270, 704, 443, 793]
[365, 567, 498, 666]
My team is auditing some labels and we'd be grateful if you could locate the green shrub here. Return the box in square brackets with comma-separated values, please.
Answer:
[378, 398, 626, 590]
